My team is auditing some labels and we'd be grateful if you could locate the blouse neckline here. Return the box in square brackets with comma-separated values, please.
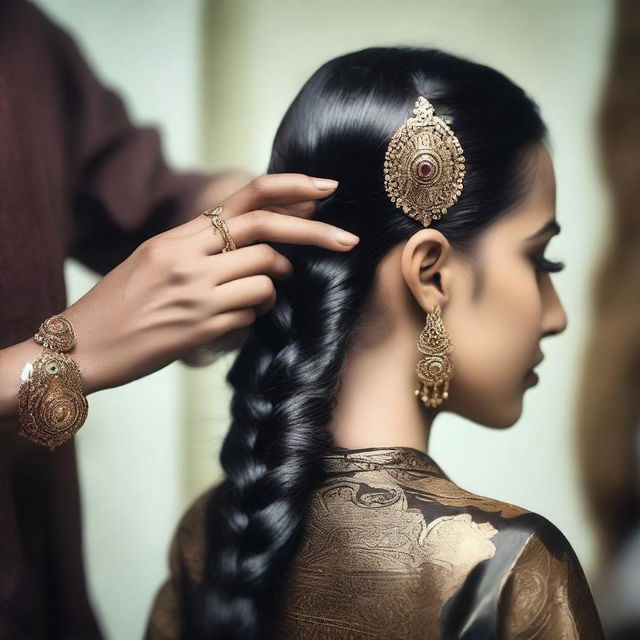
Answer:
[324, 445, 445, 477]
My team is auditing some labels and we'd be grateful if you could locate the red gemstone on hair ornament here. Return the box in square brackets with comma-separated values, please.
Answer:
[418, 162, 432, 178]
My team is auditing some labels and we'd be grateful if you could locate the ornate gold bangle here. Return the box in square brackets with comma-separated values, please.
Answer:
[33, 314, 77, 351]
[17, 315, 88, 450]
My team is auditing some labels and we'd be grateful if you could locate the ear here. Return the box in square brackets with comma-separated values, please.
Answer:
[400, 228, 453, 312]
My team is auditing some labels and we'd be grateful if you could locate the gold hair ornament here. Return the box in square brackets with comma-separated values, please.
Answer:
[384, 96, 465, 226]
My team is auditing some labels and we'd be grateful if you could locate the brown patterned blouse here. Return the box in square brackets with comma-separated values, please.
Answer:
[145, 446, 605, 639]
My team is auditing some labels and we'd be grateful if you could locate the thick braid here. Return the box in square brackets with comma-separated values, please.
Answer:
[189, 244, 380, 639]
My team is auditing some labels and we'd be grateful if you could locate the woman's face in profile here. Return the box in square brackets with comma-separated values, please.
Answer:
[445, 143, 568, 428]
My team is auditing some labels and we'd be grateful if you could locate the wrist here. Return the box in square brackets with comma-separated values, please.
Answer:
[0, 338, 44, 418]
[68, 340, 97, 396]
[0, 327, 96, 421]
[58, 305, 99, 395]
[17, 344, 90, 450]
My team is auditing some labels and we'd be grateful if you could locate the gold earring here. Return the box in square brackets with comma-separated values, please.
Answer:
[414, 304, 454, 408]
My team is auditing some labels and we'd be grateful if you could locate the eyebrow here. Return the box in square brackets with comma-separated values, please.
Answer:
[525, 219, 561, 241]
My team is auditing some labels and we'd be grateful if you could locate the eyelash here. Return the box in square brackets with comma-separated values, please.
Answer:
[531, 254, 565, 274]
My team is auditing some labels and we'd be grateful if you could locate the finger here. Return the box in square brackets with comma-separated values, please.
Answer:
[162, 172, 255, 241]
[193, 209, 360, 255]
[195, 170, 254, 212]
[265, 200, 316, 218]
[211, 274, 278, 317]
[196, 310, 256, 345]
[170, 196, 318, 242]
[163, 174, 335, 240]
[255, 286, 277, 316]
[223, 173, 339, 215]
[207, 243, 293, 286]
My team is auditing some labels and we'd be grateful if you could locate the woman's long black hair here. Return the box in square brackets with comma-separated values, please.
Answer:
[185, 46, 548, 638]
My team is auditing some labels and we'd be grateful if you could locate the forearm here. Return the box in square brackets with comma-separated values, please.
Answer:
[0, 338, 44, 423]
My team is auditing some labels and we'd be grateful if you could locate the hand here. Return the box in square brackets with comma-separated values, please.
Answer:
[62, 173, 358, 393]
[194, 169, 255, 214]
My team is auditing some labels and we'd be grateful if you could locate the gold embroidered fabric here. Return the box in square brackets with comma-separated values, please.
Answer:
[144, 447, 605, 639]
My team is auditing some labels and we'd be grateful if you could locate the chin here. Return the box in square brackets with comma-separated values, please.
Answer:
[477, 413, 521, 430]
[453, 395, 523, 430]
[497, 395, 525, 428]
[491, 410, 522, 430]
[446, 377, 525, 428]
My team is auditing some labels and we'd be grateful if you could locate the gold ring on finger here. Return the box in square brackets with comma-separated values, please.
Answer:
[203, 204, 237, 252]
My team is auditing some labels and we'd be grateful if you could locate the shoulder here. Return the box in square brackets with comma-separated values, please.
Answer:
[516, 509, 583, 556]
[442, 487, 591, 586]
[145, 484, 220, 640]
[168, 481, 222, 584]
[505, 510, 587, 590]
[499, 511, 605, 639]
[411, 471, 534, 521]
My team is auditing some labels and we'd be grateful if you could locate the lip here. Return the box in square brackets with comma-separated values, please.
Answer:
[532, 355, 544, 368]
[526, 370, 539, 385]
[527, 354, 544, 377]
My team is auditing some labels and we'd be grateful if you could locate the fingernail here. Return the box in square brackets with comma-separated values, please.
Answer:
[312, 178, 339, 190]
[335, 229, 360, 245]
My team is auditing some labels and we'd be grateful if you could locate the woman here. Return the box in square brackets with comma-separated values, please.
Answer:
[145, 47, 605, 639]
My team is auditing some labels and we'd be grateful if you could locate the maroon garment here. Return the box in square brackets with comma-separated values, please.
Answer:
[0, 1, 210, 637]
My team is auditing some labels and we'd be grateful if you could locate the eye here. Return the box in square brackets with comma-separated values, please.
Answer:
[530, 253, 565, 274]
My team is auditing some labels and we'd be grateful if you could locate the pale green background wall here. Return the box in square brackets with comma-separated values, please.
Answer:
[37, 1, 614, 638]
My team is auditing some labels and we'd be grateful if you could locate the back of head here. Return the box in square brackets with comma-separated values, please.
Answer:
[187, 46, 548, 639]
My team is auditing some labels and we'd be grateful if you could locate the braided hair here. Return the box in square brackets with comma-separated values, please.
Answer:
[186, 46, 548, 638]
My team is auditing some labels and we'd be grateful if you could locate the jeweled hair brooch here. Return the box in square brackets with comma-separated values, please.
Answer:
[383, 96, 466, 226]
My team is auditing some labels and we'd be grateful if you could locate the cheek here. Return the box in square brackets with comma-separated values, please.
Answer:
[446, 263, 541, 419]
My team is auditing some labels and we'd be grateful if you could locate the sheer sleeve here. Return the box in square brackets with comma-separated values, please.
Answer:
[498, 517, 605, 639]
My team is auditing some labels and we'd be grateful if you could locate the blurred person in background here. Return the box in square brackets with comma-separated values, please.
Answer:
[0, 1, 359, 637]
[576, 1, 640, 638]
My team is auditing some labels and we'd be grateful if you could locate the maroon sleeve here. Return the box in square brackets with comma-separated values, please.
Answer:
[43, 7, 212, 275]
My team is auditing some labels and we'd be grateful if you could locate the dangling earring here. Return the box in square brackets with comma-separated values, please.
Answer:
[414, 304, 454, 408]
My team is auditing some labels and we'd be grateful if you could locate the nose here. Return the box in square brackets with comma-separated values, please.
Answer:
[542, 281, 568, 336]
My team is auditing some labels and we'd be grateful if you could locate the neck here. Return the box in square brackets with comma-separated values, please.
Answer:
[326, 328, 435, 456]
